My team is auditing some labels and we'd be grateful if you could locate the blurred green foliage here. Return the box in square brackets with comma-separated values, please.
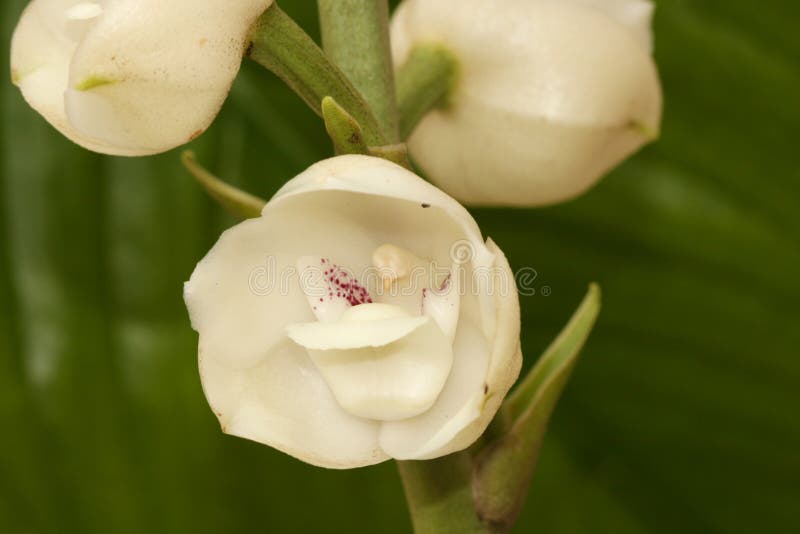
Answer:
[1, 0, 798, 532]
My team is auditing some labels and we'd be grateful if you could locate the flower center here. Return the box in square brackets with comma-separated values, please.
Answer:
[287, 247, 462, 421]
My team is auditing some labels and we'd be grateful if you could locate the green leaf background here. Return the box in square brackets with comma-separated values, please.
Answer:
[1, 0, 797, 531]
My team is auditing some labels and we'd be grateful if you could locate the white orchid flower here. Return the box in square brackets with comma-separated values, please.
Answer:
[184, 155, 522, 468]
[10, 0, 272, 156]
[391, 0, 663, 206]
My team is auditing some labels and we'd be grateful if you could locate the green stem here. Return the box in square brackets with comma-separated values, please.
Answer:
[318, 0, 399, 142]
[398, 454, 493, 534]
[396, 43, 459, 139]
[248, 4, 387, 145]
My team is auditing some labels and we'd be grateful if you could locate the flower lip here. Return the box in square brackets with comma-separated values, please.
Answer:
[288, 259, 457, 422]
[286, 306, 430, 350]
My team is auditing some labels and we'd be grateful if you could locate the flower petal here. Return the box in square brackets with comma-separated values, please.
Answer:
[66, 0, 272, 153]
[287, 305, 428, 350]
[272, 156, 485, 252]
[422, 267, 461, 343]
[200, 338, 387, 469]
[378, 313, 490, 459]
[10, 0, 145, 155]
[303, 318, 454, 421]
[391, 0, 662, 206]
[378, 239, 521, 459]
[12, 0, 273, 155]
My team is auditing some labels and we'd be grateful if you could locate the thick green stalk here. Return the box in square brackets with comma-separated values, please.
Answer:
[318, 0, 399, 142]
[248, 4, 387, 145]
[398, 454, 493, 534]
[396, 43, 459, 139]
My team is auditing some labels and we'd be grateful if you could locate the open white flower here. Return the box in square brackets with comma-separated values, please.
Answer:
[10, 0, 272, 156]
[391, 0, 663, 206]
[184, 155, 522, 468]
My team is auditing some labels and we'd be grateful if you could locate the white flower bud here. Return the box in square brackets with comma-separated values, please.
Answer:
[184, 155, 522, 468]
[10, 0, 273, 156]
[391, 0, 663, 206]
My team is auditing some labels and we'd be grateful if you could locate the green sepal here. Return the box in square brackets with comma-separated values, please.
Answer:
[473, 284, 602, 530]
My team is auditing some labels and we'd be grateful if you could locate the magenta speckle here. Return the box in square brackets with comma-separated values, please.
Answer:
[317, 257, 373, 306]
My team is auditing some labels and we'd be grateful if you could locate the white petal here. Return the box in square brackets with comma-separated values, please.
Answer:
[379, 239, 522, 459]
[379, 315, 490, 459]
[391, 0, 662, 206]
[422, 267, 460, 343]
[12, 0, 273, 155]
[200, 338, 387, 469]
[303, 315, 453, 422]
[10, 0, 143, 155]
[437, 240, 523, 455]
[272, 156, 485, 250]
[286, 308, 428, 350]
[402, 391, 485, 459]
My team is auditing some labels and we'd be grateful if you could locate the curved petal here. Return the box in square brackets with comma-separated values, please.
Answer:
[200, 338, 387, 469]
[378, 314, 490, 459]
[66, 0, 272, 154]
[391, 0, 662, 206]
[422, 266, 460, 343]
[272, 156, 486, 252]
[287, 316, 429, 350]
[406, 97, 657, 206]
[443, 239, 523, 453]
[379, 240, 521, 459]
[10, 0, 144, 155]
[11, 0, 272, 155]
[305, 318, 453, 421]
